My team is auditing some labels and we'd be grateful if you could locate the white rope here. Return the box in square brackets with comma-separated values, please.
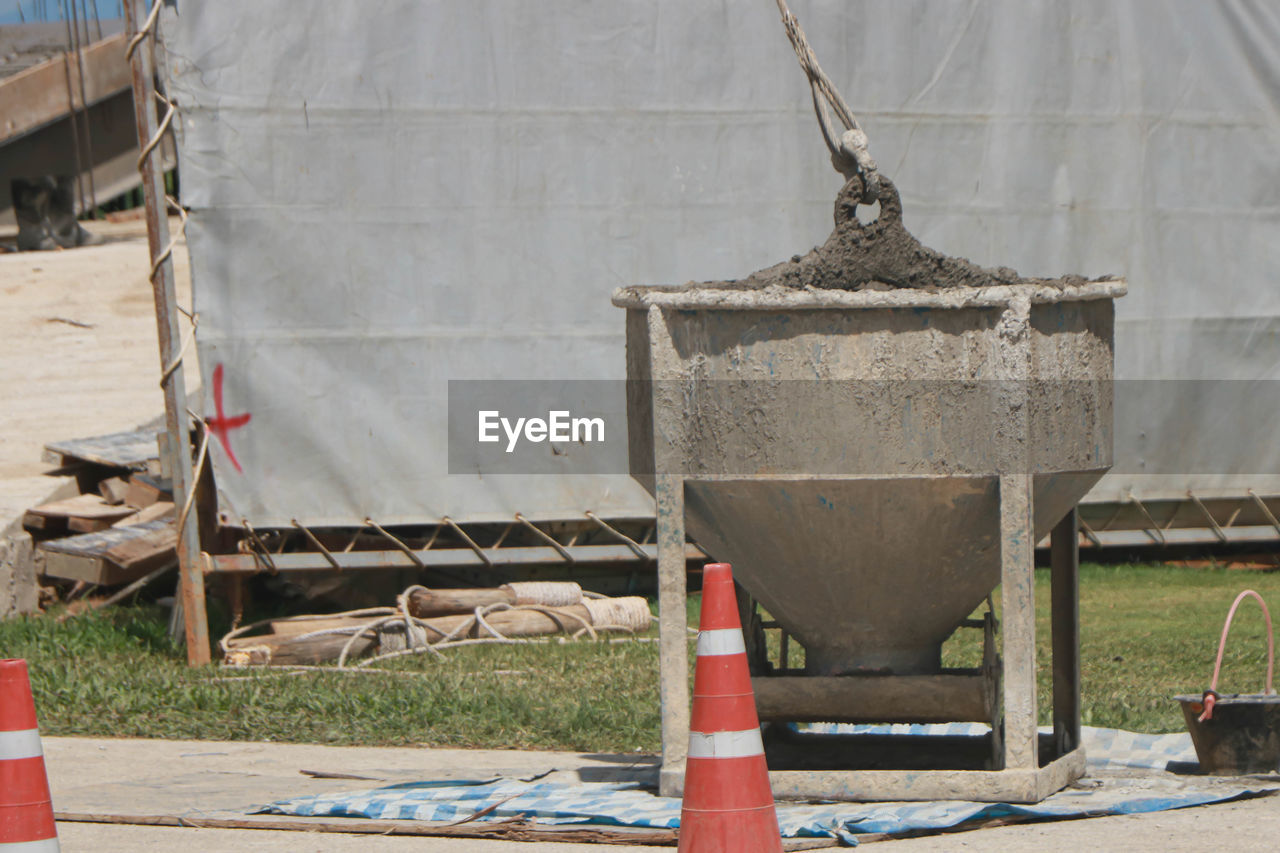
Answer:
[501, 581, 582, 607]
[159, 313, 198, 385]
[124, 0, 161, 60]
[218, 585, 653, 669]
[582, 597, 652, 633]
[173, 417, 208, 543]
[148, 195, 189, 283]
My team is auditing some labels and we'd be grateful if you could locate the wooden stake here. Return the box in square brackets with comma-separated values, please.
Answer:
[52, 811, 679, 846]
[407, 587, 515, 617]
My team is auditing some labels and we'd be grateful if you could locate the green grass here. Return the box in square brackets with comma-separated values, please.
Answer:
[1058, 563, 1279, 731]
[1, 563, 1277, 750]
[939, 563, 1280, 732]
[0, 605, 663, 752]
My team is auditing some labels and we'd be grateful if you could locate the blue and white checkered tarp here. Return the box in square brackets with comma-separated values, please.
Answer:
[257, 727, 1269, 845]
[799, 723, 1201, 772]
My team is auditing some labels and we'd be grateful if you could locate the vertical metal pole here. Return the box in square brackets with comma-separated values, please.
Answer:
[68, 0, 99, 214]
[1050, 506, 1081, 757]
[655, 473, 689, 797]
[59, 3, 87, 213]
[124, 0, 211, 665]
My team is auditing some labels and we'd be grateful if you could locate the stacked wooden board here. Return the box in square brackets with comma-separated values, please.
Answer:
[23, 429, 177, 587]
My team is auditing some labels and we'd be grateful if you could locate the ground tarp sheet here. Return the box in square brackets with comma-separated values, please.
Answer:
[257, 726, 1273, 845]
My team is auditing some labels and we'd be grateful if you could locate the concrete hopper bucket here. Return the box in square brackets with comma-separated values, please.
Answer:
[619, 280, 1119, 678]
[615, 176, 1125, 802]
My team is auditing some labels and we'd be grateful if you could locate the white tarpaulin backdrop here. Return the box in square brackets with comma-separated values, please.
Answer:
[161, 0, 1280, 527]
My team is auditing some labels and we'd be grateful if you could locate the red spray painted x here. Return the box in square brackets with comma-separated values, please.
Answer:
[207, 363, 251, 473]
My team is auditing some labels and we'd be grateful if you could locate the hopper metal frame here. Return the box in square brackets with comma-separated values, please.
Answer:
[652, 477, 1085, 803]
[620, 282, 1123, 803]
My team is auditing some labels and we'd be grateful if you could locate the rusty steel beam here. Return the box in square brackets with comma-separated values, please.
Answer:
[752, 674, 990, 724]
[1074, 524, 1280, 549]
[204, 542, 706, 575]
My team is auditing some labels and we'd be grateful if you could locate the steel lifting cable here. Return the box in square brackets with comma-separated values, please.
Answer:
[774, 0, 880, 202]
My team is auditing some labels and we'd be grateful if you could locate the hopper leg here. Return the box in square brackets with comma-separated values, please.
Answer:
[1050, 507, 1082, 757]
[656, 474, 689, 796]
[998, 474, 1038, 770]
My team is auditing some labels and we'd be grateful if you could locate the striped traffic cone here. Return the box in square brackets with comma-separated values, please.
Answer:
[1, 660, 59, 852]
[677, 563, 782, 853]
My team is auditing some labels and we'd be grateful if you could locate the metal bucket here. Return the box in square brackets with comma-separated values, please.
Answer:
[1176, 590, 1279, 775]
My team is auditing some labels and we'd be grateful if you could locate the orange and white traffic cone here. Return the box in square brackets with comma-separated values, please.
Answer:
[1, 659, 59, 852]
[677, 563, 783, 853]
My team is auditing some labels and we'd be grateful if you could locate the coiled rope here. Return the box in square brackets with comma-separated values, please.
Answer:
[219, 584, 652, 669]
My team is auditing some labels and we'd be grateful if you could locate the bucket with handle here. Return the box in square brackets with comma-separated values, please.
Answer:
[1175, 590, 1280, 775]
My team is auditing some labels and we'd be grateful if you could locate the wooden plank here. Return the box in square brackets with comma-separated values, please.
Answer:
[42, 520, 163, 557]
[268, 616, 377, 637]
[112, 501, 175, 528]
[124, 474, 171, 508]
[407, 587, 516, 617]
[40, 449, 77, 468]
[99, 477, 130, 505]
[21, 509, 62, 533]
[26, 493, 136, 525]
[42, 549, 111, 585]
[43, 428, 160, 471]
[0, 33, 131, 145]
[40, 520, 176, 585]
[68, 515, 122, 534]
[224, 632, 377, 666]
[53, 811, 680, 846]
[104, 521, 177, 572]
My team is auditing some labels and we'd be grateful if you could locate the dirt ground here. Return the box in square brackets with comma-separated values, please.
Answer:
[0, 217, 197, 527]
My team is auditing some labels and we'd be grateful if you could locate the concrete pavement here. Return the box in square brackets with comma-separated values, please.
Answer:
[40, 735, 1280, 851]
